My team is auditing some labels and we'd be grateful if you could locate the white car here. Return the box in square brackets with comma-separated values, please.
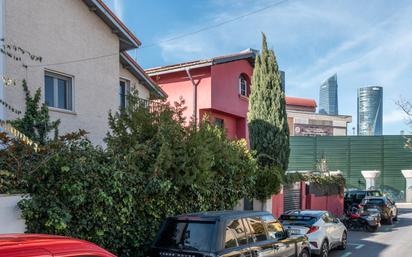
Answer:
[279, 210, 347, 257]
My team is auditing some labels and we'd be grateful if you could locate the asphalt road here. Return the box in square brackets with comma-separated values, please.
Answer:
[329, 205, 412, 257]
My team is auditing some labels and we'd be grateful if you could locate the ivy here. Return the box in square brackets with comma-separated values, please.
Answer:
[16, 90, 257, 257]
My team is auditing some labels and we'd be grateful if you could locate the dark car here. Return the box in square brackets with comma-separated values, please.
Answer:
[360, 196, 398, 224]
[344, 190, 383, 211]
[150, 211, 310, 257]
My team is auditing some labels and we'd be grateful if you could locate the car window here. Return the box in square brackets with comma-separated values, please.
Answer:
[363, 198, 385, 205]
[155, 220, 215, 252]
[355, 192, 366, 200]
[225, 219, 248, 248]
[322, 213, 333, 223]
[369, 191, 382, 197]
[244, 217, 267, 242]
[262, 215, 285, 240]
[279, 214, 318, 227]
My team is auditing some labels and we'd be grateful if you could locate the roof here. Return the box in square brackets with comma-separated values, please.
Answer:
[172, 211, 272, 220]
[82, 0, 141, 50]
[0, 234, 115, 256]
[120, 52, 167, 99]
[146, 50, 257, 76]
[286, 96, 317, 108]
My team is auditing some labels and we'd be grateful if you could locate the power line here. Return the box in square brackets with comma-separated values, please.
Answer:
[24, 0, 291, 67]
[140, 0, 290, 49]
[27, 52, 118, 68]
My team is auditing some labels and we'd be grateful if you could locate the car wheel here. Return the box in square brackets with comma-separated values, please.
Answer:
[319, 241, 329, 257]
[366, 225, 378, 232]
[387, 215, 394, 225]
[337, 231, 347, 250]
[393, 210, 398, 221]
[299, 248, 310, 257]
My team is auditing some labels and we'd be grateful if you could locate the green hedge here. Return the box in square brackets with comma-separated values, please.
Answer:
[17, 93, 257, 257]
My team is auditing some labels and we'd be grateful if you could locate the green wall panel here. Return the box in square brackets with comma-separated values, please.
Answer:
[289, 136, 412, 201]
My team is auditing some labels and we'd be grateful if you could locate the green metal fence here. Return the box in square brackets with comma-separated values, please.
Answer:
[289, 136, 412, 201]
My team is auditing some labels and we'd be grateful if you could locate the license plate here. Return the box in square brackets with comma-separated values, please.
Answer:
[288, 229, 301, 235]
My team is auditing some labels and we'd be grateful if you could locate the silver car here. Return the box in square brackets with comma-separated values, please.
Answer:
[280, 210, 347, 257]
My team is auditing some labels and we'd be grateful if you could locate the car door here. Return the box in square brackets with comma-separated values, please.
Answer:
[322, 213, 340, 247]
[243, 217, 276, 257]
[262, 215, 296, 257]
[220, 219, 252, 257]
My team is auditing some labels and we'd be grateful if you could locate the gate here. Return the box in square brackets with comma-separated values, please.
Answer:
[283, 182, 302, 211]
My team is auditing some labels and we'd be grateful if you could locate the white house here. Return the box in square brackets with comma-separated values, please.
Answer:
[1, 0, 166, 144]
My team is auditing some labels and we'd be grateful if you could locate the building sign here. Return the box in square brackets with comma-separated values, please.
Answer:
[294, 124, 333, 136]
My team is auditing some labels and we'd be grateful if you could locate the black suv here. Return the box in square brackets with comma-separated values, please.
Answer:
[150, 211, 310, 257]
[344, 190, 383, 211]
[360, 196, 398, 224]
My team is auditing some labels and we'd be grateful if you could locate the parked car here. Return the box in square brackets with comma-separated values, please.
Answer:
[279, 210, 347, 257]
[0, 234, 116, 257]
[344, 190, 383, 211]
[360, 196, 398, 224]
[150, 211, 311, 257]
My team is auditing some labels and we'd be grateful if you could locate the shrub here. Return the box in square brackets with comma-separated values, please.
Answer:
[19, 91, 257, 257]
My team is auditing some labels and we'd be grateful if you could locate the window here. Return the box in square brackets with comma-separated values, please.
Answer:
[45, 71, 73, 110]
[245, 217, 267, 242]
[214, 118, 224, 128]
[225, 219, 247, 248]
[155, 220, 215, 252]
[262, 215, 284, 240]
[239, 75, 247, 96]
[119, 79, 130, 109]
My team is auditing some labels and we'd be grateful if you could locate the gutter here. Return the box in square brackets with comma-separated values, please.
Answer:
[0, 0, 5, 121]
[147, 62, 212, 76]
[185, 68, 197, 126]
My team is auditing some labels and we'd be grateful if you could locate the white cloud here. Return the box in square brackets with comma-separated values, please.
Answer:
[154, 0, 412, 134]
[384, 110, 408, 124]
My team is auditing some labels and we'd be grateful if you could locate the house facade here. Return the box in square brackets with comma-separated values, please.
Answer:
[147, 50, 255, 141]
[1, 0, 165, 144]
[147, 50, 352, 143]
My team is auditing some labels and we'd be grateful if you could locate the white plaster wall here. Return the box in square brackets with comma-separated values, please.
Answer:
[119, 64, 150, 100]
[0, 0, 4, 120]
[0, 195, 26, 234]
[3, 0, 127, 145]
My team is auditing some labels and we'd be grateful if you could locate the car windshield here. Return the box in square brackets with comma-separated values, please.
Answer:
[155, 220, 215, 252]
[368, 191, 382, 197]
[362, 198, 385, 205]
[279, 215, 318, 227]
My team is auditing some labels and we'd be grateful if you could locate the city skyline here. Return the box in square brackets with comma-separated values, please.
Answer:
[319, 73, 339, 116]
[357, 86, 383, 135]
[104, 0, 412, 135]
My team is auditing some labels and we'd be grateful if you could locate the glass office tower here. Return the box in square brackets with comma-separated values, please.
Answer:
[319, 73, 338, 115]
[357, 86, 383, 135]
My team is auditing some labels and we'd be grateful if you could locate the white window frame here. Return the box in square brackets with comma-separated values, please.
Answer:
[44, 70, 74, 112]
[119, 77, 131, 109]
[239, 76, 247, 97]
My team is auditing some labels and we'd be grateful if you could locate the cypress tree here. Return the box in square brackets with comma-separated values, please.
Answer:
[248, 33, 290, 199]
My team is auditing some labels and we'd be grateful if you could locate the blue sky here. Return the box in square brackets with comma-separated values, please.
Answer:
[104, 0, 412, 135]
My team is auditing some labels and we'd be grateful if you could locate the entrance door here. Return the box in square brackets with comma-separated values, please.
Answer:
[283, 182, 301, 212]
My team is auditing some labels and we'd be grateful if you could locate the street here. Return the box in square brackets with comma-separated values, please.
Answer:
[330, 205, 412, 257]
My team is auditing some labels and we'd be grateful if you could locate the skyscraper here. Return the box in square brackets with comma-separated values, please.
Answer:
[319, 73, 338, 115]
[357, 86, 383, 135]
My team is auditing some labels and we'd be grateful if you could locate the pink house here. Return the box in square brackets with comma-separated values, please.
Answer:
[146, 50, 255, 142]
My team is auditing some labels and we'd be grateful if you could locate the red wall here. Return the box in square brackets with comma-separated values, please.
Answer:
[152, 67, 212, 125]
[306, 194, 344, 217]
[272, 190, 284, 218]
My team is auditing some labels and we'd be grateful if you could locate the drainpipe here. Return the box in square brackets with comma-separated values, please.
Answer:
[0, 0, 5, 121]
[185, 68, 197, 126]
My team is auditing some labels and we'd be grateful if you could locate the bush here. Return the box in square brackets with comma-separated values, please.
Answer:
[19, 92, 257, 257]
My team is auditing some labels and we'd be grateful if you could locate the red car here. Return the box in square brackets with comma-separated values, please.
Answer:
[0, 234, 116, 257]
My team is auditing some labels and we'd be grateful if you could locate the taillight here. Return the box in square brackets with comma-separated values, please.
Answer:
[307, 226, 319, 234]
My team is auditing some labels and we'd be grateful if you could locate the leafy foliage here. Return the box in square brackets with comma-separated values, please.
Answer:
[19, 90, 257, 257]
[10, 80, 60, 145]
[247, 33, 289, 200]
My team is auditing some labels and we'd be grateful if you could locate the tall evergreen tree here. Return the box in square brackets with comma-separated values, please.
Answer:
[248, 33, 290, 198]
